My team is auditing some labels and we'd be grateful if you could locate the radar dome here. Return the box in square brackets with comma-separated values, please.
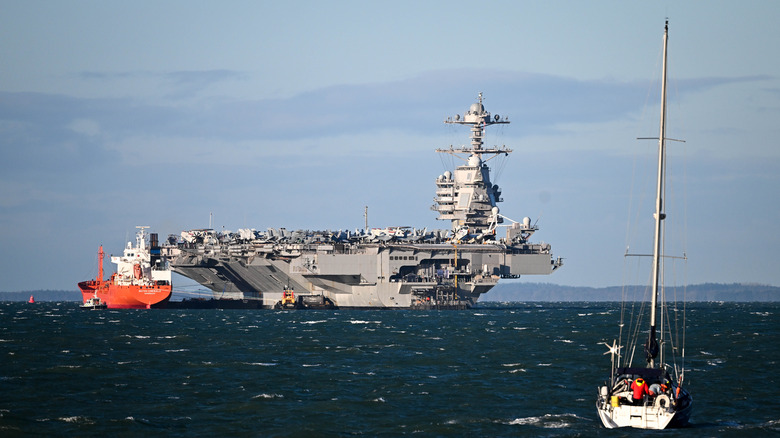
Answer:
[468, 103, 484, 114]
[523, 217, 531, 227]
[467, 155, 481, 167]
[443, 171, 452, 180]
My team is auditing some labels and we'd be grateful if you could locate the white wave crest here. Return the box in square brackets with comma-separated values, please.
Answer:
[59, 416, 94, 424]
[507, 413, 583, 428]
[253, 393, 284, 399]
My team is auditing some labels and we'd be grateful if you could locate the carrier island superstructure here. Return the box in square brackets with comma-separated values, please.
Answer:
[166, 94, 563, 308]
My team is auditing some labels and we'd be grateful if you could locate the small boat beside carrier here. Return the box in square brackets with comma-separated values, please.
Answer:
[80, 294, 107, 310]
[274, 287, 297, 309]
[274, 287, 337, 310]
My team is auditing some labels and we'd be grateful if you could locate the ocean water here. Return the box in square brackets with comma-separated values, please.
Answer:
[1, 302, 777, 437]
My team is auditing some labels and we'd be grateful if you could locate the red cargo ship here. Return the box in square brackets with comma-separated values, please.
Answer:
[78, 227, 172, 309]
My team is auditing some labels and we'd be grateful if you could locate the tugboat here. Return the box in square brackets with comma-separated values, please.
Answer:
[78, 227, 172, 309]
[80, 293, 107, 310]
[274, 287, 298, 309]
[274, 286, 338, 309]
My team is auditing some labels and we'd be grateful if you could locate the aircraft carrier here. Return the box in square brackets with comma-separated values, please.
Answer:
[165, 94, 563, 308]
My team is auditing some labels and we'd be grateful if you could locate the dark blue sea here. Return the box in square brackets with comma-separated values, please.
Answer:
[1, 302, 778, 437]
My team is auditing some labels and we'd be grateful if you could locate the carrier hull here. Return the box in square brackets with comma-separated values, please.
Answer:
[169, 241, 559, 309]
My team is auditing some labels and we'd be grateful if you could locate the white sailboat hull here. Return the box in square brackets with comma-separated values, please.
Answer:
[596, 391, 692, 429]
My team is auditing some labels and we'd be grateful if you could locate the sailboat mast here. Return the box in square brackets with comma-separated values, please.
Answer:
[647, 20, 669, 368]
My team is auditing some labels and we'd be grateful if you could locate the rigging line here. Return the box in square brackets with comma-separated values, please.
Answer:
[682, 250, 688, 371]
[618, 284, 630, 363]
[635, 38, 666, 156]
[493, 153, 509, 184]
[621, 254, 643, 367]
[620, 239, 641, 363]
[624, 146, 639, 259]
[627, 284, 644, 368]
[626, 37, 666, 253]
[631, 273, 654, 367]
[618, 254, 632, 365]
[672, 290, 685, 372]
[669, 67, 691, 371]
[669, 261, 682, 375]
[665, 72, 690, 376]
[625, 151, 654, 261]
[81, 249, 102, 282]
[671, 64, 691, 263]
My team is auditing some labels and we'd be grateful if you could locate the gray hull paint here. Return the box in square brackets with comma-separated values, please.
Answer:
[171, 242, 559, 308]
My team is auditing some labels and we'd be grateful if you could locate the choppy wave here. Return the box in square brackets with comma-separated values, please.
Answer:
[508, 413, 585, 428]
[57, 416, 95, 424]
[0, 301, 777, 436]
[253, 393, 284, 399]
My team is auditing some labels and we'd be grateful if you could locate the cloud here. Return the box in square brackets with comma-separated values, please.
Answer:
[0, 69, 776, 291]
[165, 69, 243, 86]
[67, 119, 101, 137]
[0, 70, 761, 175]
[163, 70, 246, 99]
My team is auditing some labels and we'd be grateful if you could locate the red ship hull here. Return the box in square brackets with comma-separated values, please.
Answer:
[79, 277, 171, 309]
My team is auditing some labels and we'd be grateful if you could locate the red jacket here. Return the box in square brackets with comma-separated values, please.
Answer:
[631, 379, 650, 400]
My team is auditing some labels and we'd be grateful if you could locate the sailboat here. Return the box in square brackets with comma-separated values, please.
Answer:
[596, 20, 693, 429]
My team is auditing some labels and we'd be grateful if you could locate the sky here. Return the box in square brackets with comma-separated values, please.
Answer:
[1, 1, 779, 292]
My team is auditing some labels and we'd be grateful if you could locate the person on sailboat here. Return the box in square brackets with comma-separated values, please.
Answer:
[630, 378, 651, 405]
[649, 379, 669, 397]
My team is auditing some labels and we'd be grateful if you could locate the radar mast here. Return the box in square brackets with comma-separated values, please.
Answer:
[433, 93, 513, 240]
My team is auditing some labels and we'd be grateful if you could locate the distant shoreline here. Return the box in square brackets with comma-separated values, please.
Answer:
[3, 282, 778, 302]
[481, 282, 780, 302]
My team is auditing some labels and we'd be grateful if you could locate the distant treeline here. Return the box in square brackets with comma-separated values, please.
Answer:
[2, 283, 778, 302]
[0, 290, 81, 302]
[481, 282, 780, 302]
